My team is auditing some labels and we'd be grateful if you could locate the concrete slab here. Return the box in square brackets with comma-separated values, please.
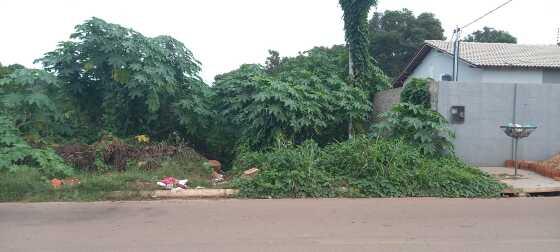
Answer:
[480, 167, 560, 193]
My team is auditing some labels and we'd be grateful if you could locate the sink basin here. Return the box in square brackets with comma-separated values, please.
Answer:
[500, 123, 537, 139]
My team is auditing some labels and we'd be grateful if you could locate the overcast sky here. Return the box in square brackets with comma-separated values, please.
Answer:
[1, 0, 558, 83]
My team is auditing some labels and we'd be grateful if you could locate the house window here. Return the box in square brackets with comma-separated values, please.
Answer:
[441, 74, 453, 81]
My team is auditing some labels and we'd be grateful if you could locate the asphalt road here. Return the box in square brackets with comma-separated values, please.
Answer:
[1, 198, 559, 252]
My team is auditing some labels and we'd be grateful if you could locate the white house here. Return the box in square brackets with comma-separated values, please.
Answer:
[393, 40, 560, 87]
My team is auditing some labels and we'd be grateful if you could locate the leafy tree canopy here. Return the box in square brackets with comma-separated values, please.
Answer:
[400, 78, 431, 108]
[368, 9, 445, 78]
[213, 47, 371, 149]
[339, 0, 389, 93]
[372, 103, 454, 156]
[0, 69, 62, 138]
[0, 63, 25, 80]
[464, 26, 517, 43]
[38, 17, 211, 139]
[0, 115, 73, 178]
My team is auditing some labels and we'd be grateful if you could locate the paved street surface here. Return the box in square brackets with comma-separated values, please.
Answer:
[1, 198, 559, 252]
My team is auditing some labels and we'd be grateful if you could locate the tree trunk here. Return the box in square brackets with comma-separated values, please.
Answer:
[348, 48, 354, 139]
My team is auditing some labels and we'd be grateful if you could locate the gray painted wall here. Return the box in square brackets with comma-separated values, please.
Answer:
[373, 87, 403, 122]
[543, 70, 560, 84]
[407, 50, 556, 84]
[435, 82, 560, 166]
[481, 68, 543, 83]
[408, 50, 482, 84]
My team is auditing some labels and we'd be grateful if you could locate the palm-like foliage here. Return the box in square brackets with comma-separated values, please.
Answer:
[373, 103, 455, 156]
[213, 47, 371, 149]
[38, 17, 210, 138]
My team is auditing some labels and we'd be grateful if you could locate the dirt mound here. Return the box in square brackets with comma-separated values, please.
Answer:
[55, 144, 96, 171]
[101, 139, 129, 171]
[541, 153, 560, 170]
[57, 140, 206, 172]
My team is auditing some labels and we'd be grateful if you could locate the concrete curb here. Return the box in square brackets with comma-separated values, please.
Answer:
[152, 189, 239, 199]
[105, 189, 239, 199]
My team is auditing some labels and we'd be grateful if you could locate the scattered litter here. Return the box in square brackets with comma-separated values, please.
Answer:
[243, 167, 259, 177]
[212, 171, 225, 183]
[195, 186, 206, 189]
[62, 178, 81, 186]
[51, 177, 81, 189]
[157, 176, 188, 190]
[176, 179, 188, 189]
[50, 179, 62, 189]
[156, 181, 169, 189]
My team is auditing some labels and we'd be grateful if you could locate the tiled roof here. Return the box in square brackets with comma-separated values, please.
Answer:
[426, 40, 560, 69]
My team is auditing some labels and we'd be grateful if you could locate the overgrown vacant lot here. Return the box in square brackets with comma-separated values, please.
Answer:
[0, 17, 505, 202]
[0, 140, 214, 202]
[232, 137, 505, 198]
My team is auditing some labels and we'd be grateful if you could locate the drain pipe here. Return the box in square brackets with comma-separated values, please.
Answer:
[512, 84, 518, 174]
[452, 28, 461, 81]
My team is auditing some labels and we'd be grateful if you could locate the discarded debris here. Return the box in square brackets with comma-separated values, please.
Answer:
[177, 179, 188, 189]
[62, 178, 81, 186]
[157, 176, 188, 190]
[212, 171, 225, 183]
[50, 179, 63, 189]
[50, 177, 81, 189]
[243, 167, 259, 177]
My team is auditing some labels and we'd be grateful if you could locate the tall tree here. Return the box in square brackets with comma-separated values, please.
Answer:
[339, 0, 389, 138]
[368, 9, 445, 78]
[0, 63, 25, 79]
[339, 0, 388, 93]
[212, 46, 370, 149]
[38, 17, 211, 139]
[464, 26, 517, 43]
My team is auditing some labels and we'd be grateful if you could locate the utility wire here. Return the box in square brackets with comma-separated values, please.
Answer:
[460, 0, 513, 30]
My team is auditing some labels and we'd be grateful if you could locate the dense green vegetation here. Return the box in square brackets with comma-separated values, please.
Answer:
[0, 5, 505, 201]
[372, 103, 455, 156]
[400, 78, 431, 108]
[465, 27, 517, 44]
[0, 145, 211, 202]
[339, 0, 389, 93]
[368, 9, 445, 78]
[212, 47, 370, 150]
[233, 137, 504, 198]
[0, 115, 73, 178]
[38, 17, 211, 140]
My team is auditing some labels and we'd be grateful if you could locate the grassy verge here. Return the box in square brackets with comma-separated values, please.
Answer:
[0, 158, 216, 202]
[232, 137, 506, 198]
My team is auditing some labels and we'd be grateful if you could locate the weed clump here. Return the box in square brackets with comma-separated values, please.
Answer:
[233, 136, 505, 198]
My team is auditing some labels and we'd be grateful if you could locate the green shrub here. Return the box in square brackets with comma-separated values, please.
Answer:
[38, 17, 211, 139]
[233, 141, 335, 198]
[0, 169, 51, 202]
[400, 78, 431, 107]
[412, 158, 506, 197]
[372, 103, 454, 156]
[233, 136, 504, 198]
[0, 115, 73, 178]
[212, 47, 371, 151]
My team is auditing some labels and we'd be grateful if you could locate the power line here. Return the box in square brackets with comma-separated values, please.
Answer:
[460, 0, 513, 30]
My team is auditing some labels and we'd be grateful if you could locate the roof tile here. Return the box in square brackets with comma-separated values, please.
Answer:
[426, 40, 560, 68]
